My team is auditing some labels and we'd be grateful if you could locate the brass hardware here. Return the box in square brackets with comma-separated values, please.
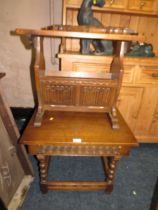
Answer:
[110, 0, 114, 5]
[140, 1, 145, 8]
[151, 73, 158, 78]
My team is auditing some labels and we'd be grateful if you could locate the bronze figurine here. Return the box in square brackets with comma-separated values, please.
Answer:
[78, 0, 113, 55]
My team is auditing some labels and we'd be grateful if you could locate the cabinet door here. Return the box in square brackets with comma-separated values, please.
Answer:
[105, 0, 127, 9]
[117, 86, 144, 132]
[134, 87, 158, 137]
[148, 98, 158, 136]
[128, 0, 156, 12]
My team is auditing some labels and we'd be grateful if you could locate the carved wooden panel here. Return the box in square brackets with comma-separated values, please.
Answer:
[41, 81, 76, 105]
[40, 75, 118, 111]
[38, 145, 122, 156]
[80, 86, 114, 107]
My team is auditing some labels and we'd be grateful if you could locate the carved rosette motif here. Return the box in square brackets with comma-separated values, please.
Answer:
[38, 145, 121, 156]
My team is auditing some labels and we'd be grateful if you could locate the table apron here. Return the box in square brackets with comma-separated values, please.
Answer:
[28, 145, 132, 157]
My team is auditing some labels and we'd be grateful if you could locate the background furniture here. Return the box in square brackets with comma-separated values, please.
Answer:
[0, 73, 33, 209]
[58, 0, 158, 143]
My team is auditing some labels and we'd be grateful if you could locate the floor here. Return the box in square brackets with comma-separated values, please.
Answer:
[12, 108, 158, 210]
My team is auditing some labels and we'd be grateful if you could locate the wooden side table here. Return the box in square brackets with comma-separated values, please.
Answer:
[16, 25, 140, 193]
[20, 110, 138, 193]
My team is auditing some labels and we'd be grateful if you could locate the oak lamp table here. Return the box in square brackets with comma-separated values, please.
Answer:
[20, 110, 138, 193]
[16, 25, 141, 193]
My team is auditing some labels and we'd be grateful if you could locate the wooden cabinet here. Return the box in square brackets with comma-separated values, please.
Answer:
[58, 53, 158, 142]
[118, 58, 158, 142]
[114, 59, 158, 143]
[117, 86, 144, 132]
[63, 0, 158, 54]
[63, 0, 158, 15]
[61, 0, 158, 142]
[118, 86, 158, 142]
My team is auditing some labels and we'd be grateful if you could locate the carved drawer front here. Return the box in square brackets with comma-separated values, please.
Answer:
[65, 0, 82, 7]
[105, 0, 127, 9]
[37, 145, 122, 156]
[128, 0, 156, 12]
[135, 67, 158, 85]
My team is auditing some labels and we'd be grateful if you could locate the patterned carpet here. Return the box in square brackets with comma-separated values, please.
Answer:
[19, 144, 158, 210]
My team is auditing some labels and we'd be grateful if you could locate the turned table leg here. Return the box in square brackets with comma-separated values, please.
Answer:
[37, 154, 49, 194]
[106, 157, 118, 193]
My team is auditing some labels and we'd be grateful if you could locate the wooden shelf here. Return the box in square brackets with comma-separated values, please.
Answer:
[66, 5, 158, 17]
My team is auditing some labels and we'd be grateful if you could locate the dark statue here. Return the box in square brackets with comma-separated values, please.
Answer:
[126, 42, 155, 57]
[78, 0, 113, 55]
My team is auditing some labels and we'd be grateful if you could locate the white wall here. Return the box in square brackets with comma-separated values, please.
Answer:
[0, 0, 62, 107]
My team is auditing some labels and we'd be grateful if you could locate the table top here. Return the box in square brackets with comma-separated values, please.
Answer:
[16, 25, 145, 42]
[20, 111, 138, 147]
